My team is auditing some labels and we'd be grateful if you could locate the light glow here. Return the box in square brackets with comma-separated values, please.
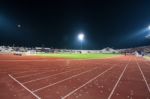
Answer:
[148, 25, 150, 30]
[78, 33, 84, 41]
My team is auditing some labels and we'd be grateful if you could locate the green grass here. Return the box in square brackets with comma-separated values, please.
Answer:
[35, 53, 120, 59]
[144, 56, 150, 60]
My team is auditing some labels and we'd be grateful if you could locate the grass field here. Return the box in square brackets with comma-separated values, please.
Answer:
[144, 56, 150, 60]
[35, 53, 120, 59]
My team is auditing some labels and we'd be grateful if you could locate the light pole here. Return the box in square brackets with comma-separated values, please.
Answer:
[78, 33, 84, 50]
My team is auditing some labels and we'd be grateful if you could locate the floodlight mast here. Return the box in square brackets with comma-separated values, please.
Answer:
[78, 33, 84, 50]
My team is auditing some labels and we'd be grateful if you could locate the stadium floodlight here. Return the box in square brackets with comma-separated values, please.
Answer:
[148, 25, 150, 30]
[78, 33, 84, 41]
[78, 33, 84, 49]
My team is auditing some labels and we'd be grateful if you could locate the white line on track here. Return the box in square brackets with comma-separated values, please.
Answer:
[13, 70, 38, 75]
[136, 58, 150, 93]
[107, 59, 130, 99]
[13, 68, 59, 75]
[22, 68, 80, 84]
[61, 66, 115, 99]
[0, 59, 67, 62]
[0, 59, 48, 62]
[8, 74, 41, 99]
[22, 63, 118, 84]
[33, 67, 98, 92]
[15, 71, 50, 78]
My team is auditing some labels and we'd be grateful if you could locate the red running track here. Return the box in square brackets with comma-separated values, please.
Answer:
[0, 54, 150, 99]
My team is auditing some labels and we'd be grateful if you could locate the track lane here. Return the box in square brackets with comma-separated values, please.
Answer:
[24, 65, 98, 91]
[109, 57, 150, 99]
[137, 58, 150, 93]
[62, 58, 129, 99]
[34, 65, 114, 99]
[12, 58, 121, 83]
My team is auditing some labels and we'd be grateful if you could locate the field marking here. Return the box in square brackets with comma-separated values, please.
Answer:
[13, 68, 60, 75]
[136, 58, 150, 93]
[0, 59, 66, 62]
[15, 71, 51, 78]
[8, 74, 41, 99]
[12, 69, 48, 75]
[61, 66, 115, 99]
[22, 68, 81, 84]
[0, 59, 48, 62]
[13, 70, 37, 75]
[33, 66, 99, 92]
[23, 63, 116, 84]
[107, 59, 130, 99]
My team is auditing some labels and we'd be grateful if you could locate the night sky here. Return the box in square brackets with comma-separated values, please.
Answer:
[1, 0, 150, 49]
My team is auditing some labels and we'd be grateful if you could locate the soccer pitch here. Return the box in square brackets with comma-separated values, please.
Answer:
[35, 53, 120, 59]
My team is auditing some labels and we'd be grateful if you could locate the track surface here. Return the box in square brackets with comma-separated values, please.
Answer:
[0, 54, 150, 99]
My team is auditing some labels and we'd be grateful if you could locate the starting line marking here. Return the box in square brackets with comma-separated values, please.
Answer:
[136, 58, 150, 93]
[107, 59, 130, 99]
[8, 74, 41, 99]
[61, 66, 115, 99]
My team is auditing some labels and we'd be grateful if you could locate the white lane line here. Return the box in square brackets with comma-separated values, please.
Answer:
[22, 68, 80, 84]
[61, 66, 115, 99]
[13, 68, 60, 75]
[107, 60, 130, 99]
[15, 71, 50, 78]
[0, 60, 48, 61]
[8, 74, 41, 99]
[136, 58, 150, 93]
[23, 63, 117, 84]
[33, 67, 98, 92]
[16, 67, 86, 79]
[0, 59, 66, 62]
[13, 70, 38, 75]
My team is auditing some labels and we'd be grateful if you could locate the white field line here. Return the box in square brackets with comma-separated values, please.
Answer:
[22, 68, 80, 84]
[136, 58, 150, 93]
[0, 59, 48, 62]
[13, 68, 59, 75]
[107, 60, 130, 99]
[23, 63, 117, 84]
[15, 71, 51, 78]
[61, 66, 115, 99]
[8, 74, 41, 99]
[33, 67, 98, 92]
[0, 59, 66, 62]
[13, 70, 38, 75]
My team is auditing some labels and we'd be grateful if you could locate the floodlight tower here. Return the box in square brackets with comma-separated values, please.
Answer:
[78, 33, 84, 50]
